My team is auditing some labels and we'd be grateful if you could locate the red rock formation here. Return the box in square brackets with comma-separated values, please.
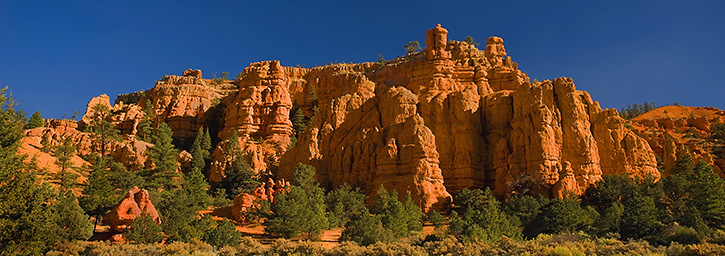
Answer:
[231, 178, 290, 221]
[103, 187, 161, 232]
[630, 106, 725, 176]
[56, 24, 663, 211]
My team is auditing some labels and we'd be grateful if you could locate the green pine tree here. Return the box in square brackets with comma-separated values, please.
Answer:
[87, 103, 121, 158]
[147, 122, 179, 190]
[52, 191, 94, 242]
[137, 99, 155, 141]
[53, 136, 78, 192]
[26, 110, 43, 129]
[0, 88, 66, 254]
[205, 218, 242, 248]
[449, 188, 521, 242]
[264, 164, 328, 240]
[79, 156, 117, 230]
[124, 213, 164, 244]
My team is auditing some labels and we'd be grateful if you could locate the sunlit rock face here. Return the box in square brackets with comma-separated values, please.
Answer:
[69, 24, 659, 211]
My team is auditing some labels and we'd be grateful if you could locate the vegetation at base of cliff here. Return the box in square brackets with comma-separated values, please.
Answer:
[619, 101, 658, 119]
[8, 88, 725, 255]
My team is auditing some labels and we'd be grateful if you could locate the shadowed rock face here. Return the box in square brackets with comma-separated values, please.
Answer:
[68, 24, 659, 211]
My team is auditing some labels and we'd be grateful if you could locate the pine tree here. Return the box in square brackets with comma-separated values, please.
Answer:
[0, 88, 66, 254]
[326, 184, 368, 228]
[52, 191, 94, 242]
[137, 99, 154, 141]
[26, 110, 43, 129]
[79, 156, 117, 230]
[205, 218, 242, 248]
[264, 164, 328, 240]
[87, 104, 121, 158]
[523, 197, 597, 239]
[190, 128, 208, 173]
[124, 213, 164, 244]
[147, 122, 179, 190]
[688, 161, 725, 229]
[449, 188, 522, 242]
[53, 136, 77, 191]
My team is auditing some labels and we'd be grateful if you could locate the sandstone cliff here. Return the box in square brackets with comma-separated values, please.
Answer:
[48, 24, 661, 211]
[629, 105, 725, 176]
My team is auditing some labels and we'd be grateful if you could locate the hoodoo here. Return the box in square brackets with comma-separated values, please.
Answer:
[42, 24, 660, 211]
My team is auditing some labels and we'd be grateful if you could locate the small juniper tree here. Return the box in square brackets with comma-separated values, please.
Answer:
[404, 41, 422, 54]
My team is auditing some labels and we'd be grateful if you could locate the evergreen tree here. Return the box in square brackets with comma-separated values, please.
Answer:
[87, 103, 121, 158]
[523, 198, 597, 238]
[147, 122, 179, 190]
[79, 156, 117, 230]
[464, 36, 480, 46]
[688, 161, 725, 230]
[189, 127, 211, 174]
[504, 194, 547, 228]
[0, 88, 65, 254]
[26, 110, 43, 129]
[40, 133, 52, 153]
[205, 218, 242, 248]
[449, 188, 521, 242]
[52, 191, 94, 242]
[326, 184, 368, 228]
[137, 99, 154, 141]
[620, 190, 662, 242]
[264, 164, 328, 240]
[124, 213, 164, 244]
[53, 136, 77, 191]
[220, 153, 258, 199]
[340, 210, 395, 246]
[404, 41, 422, 54]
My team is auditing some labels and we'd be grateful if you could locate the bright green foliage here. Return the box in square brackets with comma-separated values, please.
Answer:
[156, 168, 212, 242]
[523, 198, 597, 239]
[449, 188, 521, 242]
[87, 103, 121, 157]
[79, 156, 117, 229]
[404, 41, 422, 54]
[147, 122, 179, 190]
[185, 167, 211, 210]
[125, 213, 164, 244]
[53, 136, 78, 191]
[340, 210, 395, 246]
[265, 164, 328, 240]
[52, 191, 94, 242]
[325, 184, 368, 228]
[26, 110, 43, 129]
[369, 185, 424, 238]
[0, 88, 66, 255]
[205, 218, 242, 248]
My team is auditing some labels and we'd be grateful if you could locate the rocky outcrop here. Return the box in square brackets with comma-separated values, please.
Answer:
[231, 178, 290, 221]
[103, 187, 161, 232]
[630, 106, 725, 176]
[58, 24, 662, 211]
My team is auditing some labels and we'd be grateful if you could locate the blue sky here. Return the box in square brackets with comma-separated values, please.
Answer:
[1, 1, 723, 119]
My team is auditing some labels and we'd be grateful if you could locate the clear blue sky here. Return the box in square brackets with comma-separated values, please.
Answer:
[1, 1, 723, 119]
